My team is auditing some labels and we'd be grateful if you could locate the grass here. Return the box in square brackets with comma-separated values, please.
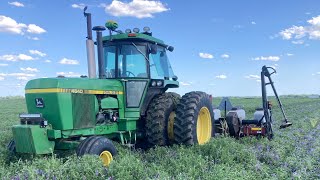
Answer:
[0, 96, 319, 179]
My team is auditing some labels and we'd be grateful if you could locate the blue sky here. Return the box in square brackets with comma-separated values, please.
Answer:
[0, 0, 319, 97]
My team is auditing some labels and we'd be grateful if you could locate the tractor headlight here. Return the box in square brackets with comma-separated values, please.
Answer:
[156, 80, 163, 86]
[133, 28, 140, 33]
[143, 26, 150, 32]
[151, 81, 157, 87]
[125, 29, 131, 33]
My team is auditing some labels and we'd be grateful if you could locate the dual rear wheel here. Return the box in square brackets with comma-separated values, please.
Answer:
[173, 91, 214, 145]
[146, 91, 214, 146]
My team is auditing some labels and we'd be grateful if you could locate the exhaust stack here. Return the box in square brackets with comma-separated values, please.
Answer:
[84, 7, 96, 78]
[92, 26, 106, 79]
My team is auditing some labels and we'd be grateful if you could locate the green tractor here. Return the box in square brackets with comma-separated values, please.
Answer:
[8, 9, 215, 166]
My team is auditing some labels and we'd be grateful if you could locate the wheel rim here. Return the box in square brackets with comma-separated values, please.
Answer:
[168, 111, 175, 141]
[197, 107, 212, 144]
[99, 151, 113, 166]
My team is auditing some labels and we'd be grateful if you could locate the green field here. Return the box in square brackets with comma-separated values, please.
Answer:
[0, 96, 319, 179]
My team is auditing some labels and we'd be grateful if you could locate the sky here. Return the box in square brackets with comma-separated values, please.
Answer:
[0, 0, 319, 97]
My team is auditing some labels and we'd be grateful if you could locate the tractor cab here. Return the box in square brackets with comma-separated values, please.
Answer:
[101, 25, 178, 85]
[95, 23, 179, 112]
[103, 37, 175, 81]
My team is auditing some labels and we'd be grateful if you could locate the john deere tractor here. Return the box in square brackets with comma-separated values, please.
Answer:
[8, 8, 215, 166]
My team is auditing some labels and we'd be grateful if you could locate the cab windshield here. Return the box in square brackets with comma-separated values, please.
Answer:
[104, 44, 148, 78]
[103, 43, 175, 79]
[149, 46, 174, 79]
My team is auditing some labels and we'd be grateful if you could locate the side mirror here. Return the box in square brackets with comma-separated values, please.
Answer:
[150, 44, 157, 54]
[167, 46, 174, 52]
[172, 75, 178, 81]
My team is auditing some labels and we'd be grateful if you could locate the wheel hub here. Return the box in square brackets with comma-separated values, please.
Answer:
[99, 150, 113, 166]
[196, 107, 212, 144]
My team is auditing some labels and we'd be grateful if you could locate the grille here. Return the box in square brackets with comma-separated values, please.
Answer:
[72, 94, 95, 129]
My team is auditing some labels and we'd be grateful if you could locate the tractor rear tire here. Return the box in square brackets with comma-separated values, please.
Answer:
[145, 93, 179, 146]
[167, 92, 181, 105]
[226, 112, 241, 137]
[174, 91, 214, 145]
[166, 92, 181, 144]
[76, 136, 117, 166]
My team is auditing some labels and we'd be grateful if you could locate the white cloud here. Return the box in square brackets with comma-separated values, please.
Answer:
[71, 3, 86, 10]
[199, 52, 214, 59]
[215, 75, 227, 79]
[44, 59, 51, 63]
[180, 81, 191, 86]
[0, 63, 8, 66]
[287, 53, 294, 56]
[59, 58, 79, 65]
[29, 50, 46, 57]
[233, 25, 244, 29]
[20, 67, 39, 72]
[279, 15, 320, 43]
[252, 56, 280, 62]
[307, 16, 320, 26]
[251, 21, 256, 25]
[0, 15, 27, 34]
[27, 24, 46, 34]
[0, 54, 34, 61]
[17, 76, 28, 80]
[8, 1, 24, 7]
[56, 72, 81, 77]
[245, 75, 260, 80]
[0, 72, 35, 77]
[103, 0, 169, 18]
[27, 36, 39, 40]
[0, 76, 4, 80]
[18, 54, 34, 60]
[292, 40, 304, 44]
[280, 25, 305, 40]
[221, 54, 230, 59]
[0, 15, 46, 35]
[312, 72, 320, 75]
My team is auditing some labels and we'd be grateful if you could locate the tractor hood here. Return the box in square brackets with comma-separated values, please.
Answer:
[24, 78, 124, 131]
[25, 78, 123, 93]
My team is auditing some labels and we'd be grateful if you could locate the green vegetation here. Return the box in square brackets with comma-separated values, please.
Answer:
[1, 96, 319, 179]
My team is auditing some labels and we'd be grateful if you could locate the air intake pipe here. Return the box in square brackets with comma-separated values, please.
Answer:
[84, 7, 96, 78]
[92, 26, 106, 79]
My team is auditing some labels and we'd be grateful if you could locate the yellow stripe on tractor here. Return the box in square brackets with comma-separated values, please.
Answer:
[25, 88, 123, 95]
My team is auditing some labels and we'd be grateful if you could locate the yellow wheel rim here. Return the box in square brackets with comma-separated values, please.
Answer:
[167, 111, 175, 141]
[99, 151, 113, 166]
[196, 107, 212, 145]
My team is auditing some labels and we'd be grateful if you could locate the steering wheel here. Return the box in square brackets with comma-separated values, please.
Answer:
[125, 71, 135, 77]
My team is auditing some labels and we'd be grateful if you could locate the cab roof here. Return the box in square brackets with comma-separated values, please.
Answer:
[102, 33, 165, 45]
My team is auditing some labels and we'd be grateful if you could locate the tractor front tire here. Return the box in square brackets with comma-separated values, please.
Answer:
[76, 136, 117, 166]
[174, 91, 214, 145]
[145, 93, 179, 146]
